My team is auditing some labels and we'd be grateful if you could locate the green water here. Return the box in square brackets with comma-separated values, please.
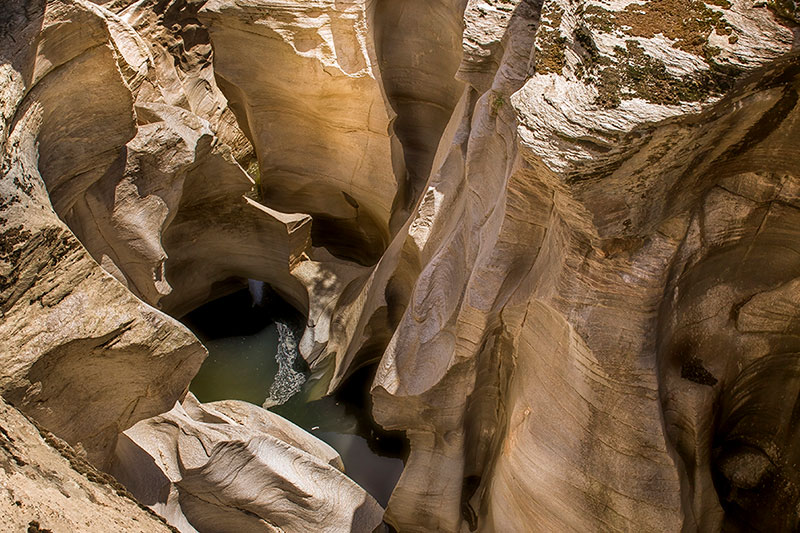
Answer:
[183, 285, 406, 507]
[189, 323, 279, 405]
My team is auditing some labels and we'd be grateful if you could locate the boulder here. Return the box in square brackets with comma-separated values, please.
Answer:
[111, 394, 385, 533]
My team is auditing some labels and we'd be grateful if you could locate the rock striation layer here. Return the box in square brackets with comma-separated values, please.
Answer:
[112, 394, 385, 533]
[0, 0, 207, 467]
[259, 0, 800, 531]
[2, 0, 800, 531]
[0, 0, 350, 530]
[199, 0, 406, 265]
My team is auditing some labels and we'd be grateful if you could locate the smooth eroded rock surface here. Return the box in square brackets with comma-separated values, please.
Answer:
[199, 0, 406, 265]
[111, 394, 385, 533]
[2, 0, 800, 530]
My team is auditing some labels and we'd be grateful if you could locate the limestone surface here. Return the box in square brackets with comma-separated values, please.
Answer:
[278, 0, 800, 531]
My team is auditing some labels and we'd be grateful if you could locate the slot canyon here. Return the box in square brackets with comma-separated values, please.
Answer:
[1, 0, 799, 531]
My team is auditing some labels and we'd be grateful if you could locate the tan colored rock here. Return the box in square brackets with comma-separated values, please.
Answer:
[111, 394, 385, 533]
[737, 278, 800, 334]
[199, 0, 406, 265]
[0, 397, 174, 533]
[65, 99, 312, 316]
[372, 0, 467, 227]
[1, 0, 311, 474]
[3, 0, 800, 531]
[7, 0, 313, 315]
[659, 176, 800, 531]
[0, 0, 206, 468]
[112, 0, 255, 162]
[312, 0, 800, 531]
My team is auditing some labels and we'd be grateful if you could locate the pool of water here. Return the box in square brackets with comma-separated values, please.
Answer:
[182, 284, 406, 507]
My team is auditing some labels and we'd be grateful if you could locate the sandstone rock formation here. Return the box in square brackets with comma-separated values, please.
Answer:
[2, 0, 800, 531]
[0, 0, 357, 529]
[0, 397, 174, 532]
[112, 394, 384, 533]
[258, 0, 799, 530]
[0, 0, 208, 468]
[372, 0, 467, 227]
[199, 0, 406, 265]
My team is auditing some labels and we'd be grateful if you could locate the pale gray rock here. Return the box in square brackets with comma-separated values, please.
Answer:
[65, 98, 312, 317]
[0, 0, 311, 482]
[108, 0, 255, 162]
[112, 394, 385, 533]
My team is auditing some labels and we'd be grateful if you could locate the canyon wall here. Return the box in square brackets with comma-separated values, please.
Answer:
[2, 0, 800, 531]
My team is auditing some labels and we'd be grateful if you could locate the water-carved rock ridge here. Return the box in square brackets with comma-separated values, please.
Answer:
[1, 0, 798, 531]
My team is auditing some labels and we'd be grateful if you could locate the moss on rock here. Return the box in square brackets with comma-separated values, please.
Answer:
[570, 0, 745, 107]
[768, 0, 800, 22]
[534, 3, 568, 74]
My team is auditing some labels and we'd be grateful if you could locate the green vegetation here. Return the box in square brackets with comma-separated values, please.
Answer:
[768, 0, 800, 22]
[572, 0, 742, 108]
[534, 4, 568, 74]
[245, 159, 261, 200]
[610, 0, 733, 57]
[490, 91, 505, 115]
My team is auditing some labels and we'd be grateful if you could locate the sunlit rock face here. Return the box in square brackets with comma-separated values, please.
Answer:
[371, 0, 468, 228]
[0, 0, 350, 529]
[112, 394, 384, 533]
[2, 0, 800, 531]
[0, 0, 207, 469]
[308, 0, 800, 530]
[198, 0, 406, 266]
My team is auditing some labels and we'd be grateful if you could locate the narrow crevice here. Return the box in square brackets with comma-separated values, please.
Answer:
[371, 0, 468, 227]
